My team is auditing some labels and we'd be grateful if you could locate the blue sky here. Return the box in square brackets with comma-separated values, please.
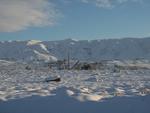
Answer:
[0, 0, 150, 41]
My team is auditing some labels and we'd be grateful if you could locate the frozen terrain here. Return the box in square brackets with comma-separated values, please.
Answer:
[0, 59, 150, 113]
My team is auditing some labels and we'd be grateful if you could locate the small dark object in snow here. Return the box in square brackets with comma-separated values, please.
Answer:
[81, 64, 92, 70]
[45, 77, 61, 82]
[25, 66, 31, 70]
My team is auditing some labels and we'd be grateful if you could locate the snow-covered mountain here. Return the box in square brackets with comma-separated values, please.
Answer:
[0, 40, 57, 62]
[1, 37, 150, 62]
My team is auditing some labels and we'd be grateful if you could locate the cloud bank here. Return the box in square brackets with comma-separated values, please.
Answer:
[0, 0, 59, 32]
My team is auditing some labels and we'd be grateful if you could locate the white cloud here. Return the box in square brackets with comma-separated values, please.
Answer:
[0, 0, 59, 32]
[80, 0, 142, 8]
[0, 0, 143, 32]
[95, 0, 113, 8]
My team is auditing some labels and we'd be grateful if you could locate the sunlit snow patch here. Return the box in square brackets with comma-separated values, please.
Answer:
[39, 43, 49, 53]
[66, 89, 75, 96]
[76, 93, 104, 102]
[27, 40, 42, 46]
[33, 50, 57, 62]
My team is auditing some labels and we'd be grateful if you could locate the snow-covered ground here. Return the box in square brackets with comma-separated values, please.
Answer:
[0, 60, 150, 113]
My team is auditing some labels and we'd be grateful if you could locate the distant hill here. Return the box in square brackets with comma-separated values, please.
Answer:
[0, 37, 150, 62]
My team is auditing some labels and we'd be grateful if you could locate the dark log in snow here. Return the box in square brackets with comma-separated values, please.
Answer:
[45, 77, 61, 82]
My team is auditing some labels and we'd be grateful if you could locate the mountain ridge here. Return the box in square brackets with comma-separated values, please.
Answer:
[0, 37, 150, 62]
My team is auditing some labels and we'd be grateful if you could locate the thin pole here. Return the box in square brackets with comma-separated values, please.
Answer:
[67, 50, 70, 70]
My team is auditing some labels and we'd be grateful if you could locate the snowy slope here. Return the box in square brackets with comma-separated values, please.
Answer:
[1, 37, 150, 61]
[43, 37, 150, 61]
[0, 40, 57, 62]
